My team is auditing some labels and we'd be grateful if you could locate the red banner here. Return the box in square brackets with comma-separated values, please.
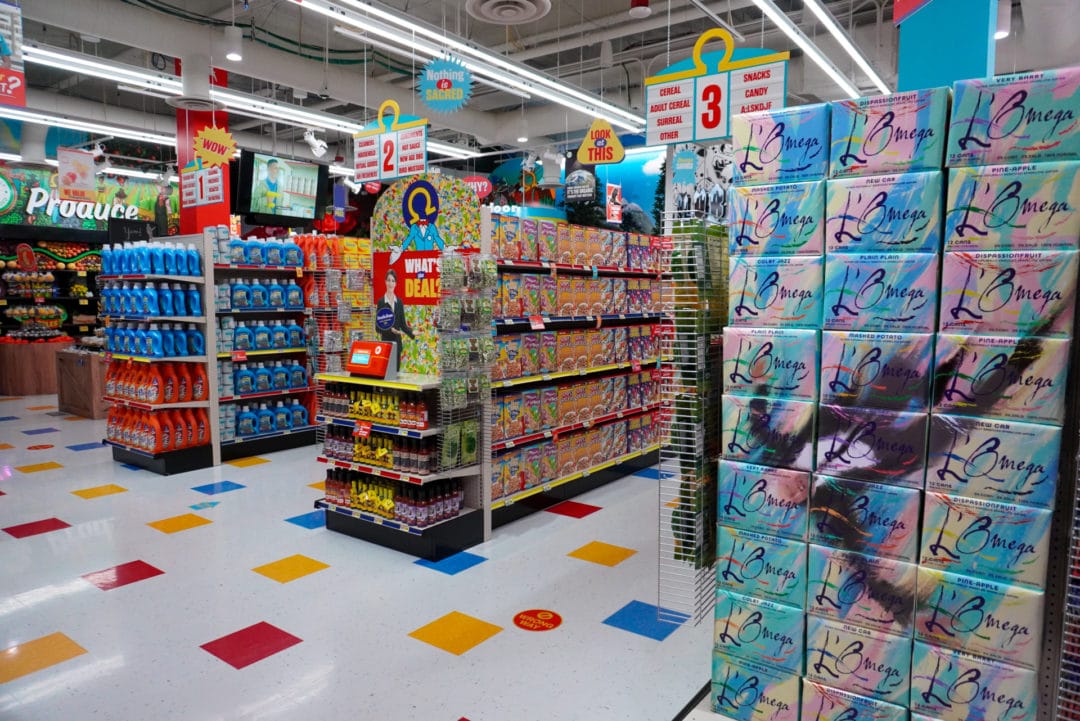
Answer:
[893, 0, 932, 24]
[0, 2, 25, 108]
[372, 250, 442, 308]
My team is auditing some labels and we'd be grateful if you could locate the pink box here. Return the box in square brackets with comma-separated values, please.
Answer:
[521, 389, 542, 435]
[540, 275, 558, 314]
[520, 219, 538, 261]
[540, 331, 558, 372]
[519, 333, 540, 377]
[520, 274, 542, 316]
[539, 220, 559, 262]
[541, 387, 559, 428]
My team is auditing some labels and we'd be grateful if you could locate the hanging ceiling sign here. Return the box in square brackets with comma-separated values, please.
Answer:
[0, 2, 26, 108]
[418, 57, 472, 113]
[354, 99, 428, 184]
[577, 118, 625, 165]
[644, 28, 789, 146]
[193, 126, 237, 167]
[180, 158, 225, 209]
[57, 147, 97, 203]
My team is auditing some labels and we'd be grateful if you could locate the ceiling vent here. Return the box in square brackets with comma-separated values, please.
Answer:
[466, 0, 551, 25]
[166, 54, 223, 111]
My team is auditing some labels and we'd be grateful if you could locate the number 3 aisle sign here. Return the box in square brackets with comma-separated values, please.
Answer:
[645, 29, 789, 145]
[354, 99, 428, 184]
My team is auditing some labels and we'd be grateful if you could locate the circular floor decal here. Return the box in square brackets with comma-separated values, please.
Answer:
[513, 609, 562, 631]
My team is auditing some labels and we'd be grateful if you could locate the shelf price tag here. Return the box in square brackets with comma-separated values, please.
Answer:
[529, 315, 545, 331]
[79, 299, 88, 305]
[352, 421, 372, 439]
[231, 350, 248, 361]
[77, 271, 87, 277]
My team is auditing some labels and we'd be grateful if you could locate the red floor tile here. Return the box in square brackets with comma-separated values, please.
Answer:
[83, 560, 165, 591]
[3, 517, 71, 539]
[544, 500, 602, 519]
[200, 622, 302, 669]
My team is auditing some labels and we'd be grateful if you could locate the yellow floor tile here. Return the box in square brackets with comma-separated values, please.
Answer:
[25, 405, 56, 411]
[225, 456, 270, 468]
[147, 513, 212, 534]
[252, 554, 330, 583]
[72, 484, 128, 500]
[567, 541, 638, 567]
[0, 632, 87, 684]
[15, 462, 63, 474]
[308, 481, 326, 491]
[408, 611, 503, 656]
[0, 396, 23, 402]
[0, 443, 12, 450]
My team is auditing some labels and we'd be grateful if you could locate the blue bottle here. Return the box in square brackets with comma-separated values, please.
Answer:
[254, 363, 273, 393]
[265, 239, 284, 266]
[249, 277, 268, 309]
[172, 325, 188, 356]
[267, 279, 285, 309]
[286, 320, 304, 348]
[144, 283, 160, 316]
[150, 242, 166, 275]
[233, 321, 253, 351]
[289, 399, 308, 427]
[252, 321, 272, 351]
[172, 242, 188, 276]
[271, 361, 289, 390]
[256, 403, 276, 434]
[119, 282, 133, 314]
[104, 325, 116, 352]
[122, 242, 135, 273]
[134, 324, 148, 357]
[161, 323, 175, 356]
[171, 283, 187, 316]
[234, 365, 255, 395]
[283, 238, 303, 267]
[186, 324, 205, 355]
[102, 244, 113, 275]
[245, 239, 265, 266]
[157, 282, 173, 315]
[231, 278, 251, 310]
[274, 401, 292, 430]
[288, 360, 308, 389]
[186, 243, 201, 276]
[229, 237, 247, 265]
[135, 243, 151, 274]
[163, 242, 178, 275]
[187, 285, 202, 317]
[237, 405, 257, 436]
[271, 323, 288, 349]
[146, 323, 164, 358]
[284, 280, 304, 309]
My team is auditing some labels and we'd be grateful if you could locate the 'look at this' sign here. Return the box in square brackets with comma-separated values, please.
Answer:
[645, 29, 789, 145]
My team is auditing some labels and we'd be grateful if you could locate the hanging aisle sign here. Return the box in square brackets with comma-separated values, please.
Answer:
[193, 126, 237, 167]
[57, 147, 97, 202]
[577, 118, 625, 165]
[354, 99, 428, 184]
[418, 57, 472, 113]
[644, 29, 789, 145]
[180, 158, 225, 208]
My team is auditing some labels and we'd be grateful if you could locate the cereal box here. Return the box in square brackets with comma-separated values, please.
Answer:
[571, 225, 588, 265]
[519, 333, 541, 377]
[522, 389, 542, 435]
[501, 273, 523, 318]
[522, 444, 543, 489]
[520, 218, 539, 261]
[558, 223, 573, 264]
[520, 274, 542, 316]
[541, 275, 558, 314]
[541, 386, 559, 428]
[539, 220, 559, 261]
[502, 392, 524, 439]
[540, 331, 558, 372]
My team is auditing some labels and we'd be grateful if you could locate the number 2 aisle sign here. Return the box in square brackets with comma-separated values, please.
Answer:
[645, 29, 789, 145]
[354, 99, 428, 184]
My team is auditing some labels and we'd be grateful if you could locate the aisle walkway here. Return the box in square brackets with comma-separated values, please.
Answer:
[0, 396, 709, 721]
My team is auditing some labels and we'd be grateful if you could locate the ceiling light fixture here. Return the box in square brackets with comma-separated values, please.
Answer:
[629, 0, 651, 19]
[0, 106, 176, 146]
[686, 0, 746, 42]
[748, 0, 860, 98]
[0, 152, 22, 162]
[297, 0, 645, 131]
[995, 0, 1011, 40]
[802, 0, 890, 94]
[224, 26, 244, 63]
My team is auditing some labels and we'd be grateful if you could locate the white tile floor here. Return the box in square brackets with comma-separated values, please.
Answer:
[0, 395, 710, 721]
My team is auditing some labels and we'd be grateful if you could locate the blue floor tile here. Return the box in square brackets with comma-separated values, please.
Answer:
[120, 463, 144, 471]
[190, 501, 221, 510]
[286, 510, 326, 529]
[0, 416, 17, 422]
[22, 427, 59, 435]
[414, 551, 488, 576]
[602, 600, 689, 641]
[67, 442, 105, 452]
[633, 466, 660, 480]
[192, 481, 246, 495]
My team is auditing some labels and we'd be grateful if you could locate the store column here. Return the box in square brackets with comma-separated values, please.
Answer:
[174, 56, 231, 234]
[896, 0, 998, 91]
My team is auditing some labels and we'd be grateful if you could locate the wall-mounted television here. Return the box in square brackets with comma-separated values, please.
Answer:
[233, 150, 329, 227]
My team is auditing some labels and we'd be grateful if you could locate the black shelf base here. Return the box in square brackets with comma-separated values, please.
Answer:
[220, 428, 317, 461]
[324, 507, 484, 561]
[492, 450, 658, 529]
[110, 443, 214, 475]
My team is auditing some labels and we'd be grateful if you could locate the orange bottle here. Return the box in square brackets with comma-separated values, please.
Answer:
[145, 366, 164, 405]
[194, 409, 209, 446]
[164, 410, 186, 451]
[190, 364, 209, 402]
[146, 412, 165, 453]
[161, 363, 178, 404]
[175, 363, 192, 403]
[133, 365, 149, 403]
[179, 408, 197, 448]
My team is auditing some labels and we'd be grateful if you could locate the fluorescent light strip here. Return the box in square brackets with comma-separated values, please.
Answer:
[329, 165, 356, 177]
[0, 107, 176, 146]
[301, 0, 644, 130]
[802, 0, 890, 94]
[749, 0, 860, 98]
[0, 152, 21, 162]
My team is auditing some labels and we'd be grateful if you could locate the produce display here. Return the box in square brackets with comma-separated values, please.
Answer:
[0, 241, 102, 271]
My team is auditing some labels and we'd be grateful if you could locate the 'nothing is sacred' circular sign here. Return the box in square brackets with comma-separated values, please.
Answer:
[419, 58, 472, 113]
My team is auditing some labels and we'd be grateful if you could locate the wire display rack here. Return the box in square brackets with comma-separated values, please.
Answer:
[657, 213, 726, 625]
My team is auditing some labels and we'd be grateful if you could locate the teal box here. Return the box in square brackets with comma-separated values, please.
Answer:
[712, 650, 801, 721]
[729, 180, 825, 256]
[820, 331, 933, 412]
[732, 103, 831, 185]
[718, 459, 810, 541]
[825, 171, 943, 253]
[947, 66, 1080, 167]
[716, 524, 808, 609]
[722, 394, 816, 472]
[920, 492, 1052, 589]
[830, 87, 950, 177]
[714, 589, 805, 673]
[944, 162, 1080, 251]
[805, 617, 911, 705]
[910, 641, 1037, 721]
[809, 475, 921, 563]
[915, 567, 1044, 670]
[801, 679, 908, 721]
[723, 327, 820, 402]
[926, 414, 1060, 509]
[822, 252, 939, 332]
[729, 255, 824, 329]
[807, 544, 916, 637]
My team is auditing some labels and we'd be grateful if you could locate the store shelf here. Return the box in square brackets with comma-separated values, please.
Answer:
[219, 386, 315, 403]
[102, 439, 210, 458]
[321, 498, 483, 561]
[316, 456, 480, 486]
[213, 263, 304, 273]
[104, 397, 210, 411]
[216, 347, 307, 359]
[492, 444, 661, 510]
[221, 425, 320, 446]
[492, 402, 661, 452]
[98, 274, 205, 283]
[494, 312, 662, 328]
[317, 414, 441, 439]
[215, 307, 308, 315]
[316, 499, 476, 536]
[105, 439, 214, 475]
[101, 315, 207, 323]
[315, 371, 441, 391]
[496, 259, 662, 277]
[104, 353, 208, 363]
[494, 357, 663, 389]
[1, 296, 96, 303]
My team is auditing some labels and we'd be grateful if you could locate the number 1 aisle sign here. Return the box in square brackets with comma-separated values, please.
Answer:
[645, 29, 789, 145]
[354, 99, 428, 184]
